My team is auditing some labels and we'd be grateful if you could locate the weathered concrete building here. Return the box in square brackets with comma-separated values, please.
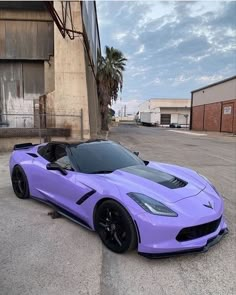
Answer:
[139, 99, 191, 126]
[190, 76, 236, 133]
[0, 1, 101, 144]
[0, 2, 53, 128]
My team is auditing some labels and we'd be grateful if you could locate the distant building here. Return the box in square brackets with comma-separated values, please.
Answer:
[139, 99, 191, 126]
[190, 76, 236, 133]
[0, 1, 101, 139]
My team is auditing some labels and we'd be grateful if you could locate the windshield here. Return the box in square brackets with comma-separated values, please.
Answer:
[70, 141, 144, 174]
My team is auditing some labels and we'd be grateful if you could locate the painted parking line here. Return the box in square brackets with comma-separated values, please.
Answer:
[168, 130, 207, 136]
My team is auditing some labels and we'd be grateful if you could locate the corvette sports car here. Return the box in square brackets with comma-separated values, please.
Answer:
[10, 140, 228, 257]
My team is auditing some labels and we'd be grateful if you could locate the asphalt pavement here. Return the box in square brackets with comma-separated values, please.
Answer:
[0, 124, 235, 295]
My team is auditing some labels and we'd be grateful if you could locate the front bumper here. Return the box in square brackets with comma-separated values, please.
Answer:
[129, 181, 228, 257]
[135, 202, 228, 255]
[139, 227, 228, 258]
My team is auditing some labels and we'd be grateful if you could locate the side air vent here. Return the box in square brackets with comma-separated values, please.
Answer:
[76, 189, 96, 205]
[161, 177, 187, 189]
[27, 153, 38, 158]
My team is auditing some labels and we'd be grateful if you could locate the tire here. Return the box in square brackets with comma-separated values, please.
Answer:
[94, 200, 137, 253]
[11, 165, 30, 199]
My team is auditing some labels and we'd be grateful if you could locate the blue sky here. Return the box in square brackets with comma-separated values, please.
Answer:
[96, 1, 236, 114]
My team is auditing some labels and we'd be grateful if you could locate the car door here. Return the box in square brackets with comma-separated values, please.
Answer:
[33, 144, 93, 220]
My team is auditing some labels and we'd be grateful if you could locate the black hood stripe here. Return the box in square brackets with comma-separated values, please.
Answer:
[120, 165, 187, 189]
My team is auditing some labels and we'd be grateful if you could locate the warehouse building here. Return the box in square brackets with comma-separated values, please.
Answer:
[139, 99, 191, 126]
[190, 76, 236, 133]
[0, 1, 101, 141]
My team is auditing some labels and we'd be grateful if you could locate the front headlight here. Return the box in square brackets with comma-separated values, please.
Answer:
[127, 192, 178, 217]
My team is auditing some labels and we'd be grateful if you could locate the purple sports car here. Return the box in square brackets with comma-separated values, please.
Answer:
[10, 140, 228, 257]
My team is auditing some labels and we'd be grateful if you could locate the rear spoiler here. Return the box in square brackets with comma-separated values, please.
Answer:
[13, 143, 37, 150]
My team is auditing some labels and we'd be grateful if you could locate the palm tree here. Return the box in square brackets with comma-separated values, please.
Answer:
[97, 46, 127, 131]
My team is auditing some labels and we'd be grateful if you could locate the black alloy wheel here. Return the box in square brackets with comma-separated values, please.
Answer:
[11, 165, 30, 199]
[95, 200, 137, 253]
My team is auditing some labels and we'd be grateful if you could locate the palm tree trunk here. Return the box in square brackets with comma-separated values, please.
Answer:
[101, 107, 109, 131]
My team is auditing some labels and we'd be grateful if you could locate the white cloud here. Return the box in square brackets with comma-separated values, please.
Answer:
[190, 1, 223, 17]
[134, 44, 145, 55]
[175, 75, 192, 82]
[97, 18, 112, 27]
[111, 99, 144, 115]
[132, 33, 139, 40]
[138, 2, 175, 28]
[154, 78, 161, 84]
[168, 75, 193, 86]
[127, 65, 152, 77]
[183, 54, 210, 62]
[195, 75, 224, 83]
[224, 28, 236, 38]
[112, 32, 128, 43]
[97, 0, 235, 100]
[143, 77, 161, 87]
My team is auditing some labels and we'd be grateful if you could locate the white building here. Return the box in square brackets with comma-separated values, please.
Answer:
[139, 98, 191, 126]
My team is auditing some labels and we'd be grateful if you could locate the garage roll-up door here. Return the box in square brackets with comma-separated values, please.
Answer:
[161, 114, 171, 125]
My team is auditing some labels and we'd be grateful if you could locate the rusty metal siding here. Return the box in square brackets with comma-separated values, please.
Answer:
[0, 62, 26, 117]
[37, 22, 54, 59]
[0, 61, 44, 100]
[23, 62, 44, 100]
[0, 20, 53, 60]
[0, 21, 5, 56]
[0, 2, 47, 11]
[47, 21, 54, 56]
[0, 61, 44, 127]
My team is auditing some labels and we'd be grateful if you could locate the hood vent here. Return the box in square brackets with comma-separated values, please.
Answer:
[161, 177, 187, 189]
[120, 165, 187, 189]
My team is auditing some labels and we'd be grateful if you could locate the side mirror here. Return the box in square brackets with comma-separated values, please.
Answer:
[46, 162, 68, 175]
[133, 151, 139, 156]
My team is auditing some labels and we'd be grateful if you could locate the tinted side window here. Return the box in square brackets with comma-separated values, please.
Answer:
[54, 145, 72, 170]
[38, 145, 47, 157]
[38, 144, 55, 162]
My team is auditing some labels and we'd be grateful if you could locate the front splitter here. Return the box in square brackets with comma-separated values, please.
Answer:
[138, 228, 229, 259]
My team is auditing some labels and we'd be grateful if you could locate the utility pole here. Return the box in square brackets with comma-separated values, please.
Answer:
[184, 114, 189, 129]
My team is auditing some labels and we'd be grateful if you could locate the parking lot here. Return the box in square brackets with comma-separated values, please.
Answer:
[0, 124, 235, 295]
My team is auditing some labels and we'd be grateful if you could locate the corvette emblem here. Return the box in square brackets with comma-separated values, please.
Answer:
[203, 201, 214, 209]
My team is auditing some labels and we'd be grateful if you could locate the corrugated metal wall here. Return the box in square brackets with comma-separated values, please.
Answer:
[0, 4, 54, 127]
[0, 61, 44, 127]
[0, 20, 53, 60]
[23, 62, 44, 99]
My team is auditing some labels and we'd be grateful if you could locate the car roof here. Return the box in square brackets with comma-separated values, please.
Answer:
[47, 139, 110, 147]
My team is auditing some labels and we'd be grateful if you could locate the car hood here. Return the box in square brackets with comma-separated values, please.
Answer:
[101, 162, 207, 204]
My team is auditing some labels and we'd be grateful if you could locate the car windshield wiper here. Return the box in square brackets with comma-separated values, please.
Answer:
[90, 170, 113, 174]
